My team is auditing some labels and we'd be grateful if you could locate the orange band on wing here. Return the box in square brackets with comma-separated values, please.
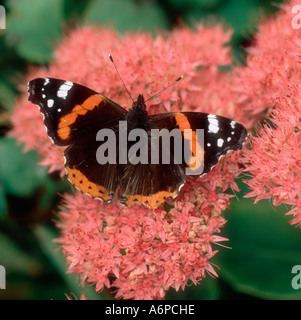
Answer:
[66, 166, 114, 202]
[57, 94, 105, 140]
[174, 113, 191, 132]
[184, 129, 204, 171]
[173, 114, 204, 172]
[121, 188, 179, 209]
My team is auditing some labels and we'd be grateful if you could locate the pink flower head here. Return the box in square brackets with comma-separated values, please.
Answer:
[241, 0, 301, 226]
[10, 24, 249, 299]
[243, 81, 301, 226]
[57, 188, 230, 299]
[232, 0, 301, 124]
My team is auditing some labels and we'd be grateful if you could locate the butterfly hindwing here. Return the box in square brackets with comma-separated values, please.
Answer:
[119, 141, 186, 209]
[64, 118, 122, 203]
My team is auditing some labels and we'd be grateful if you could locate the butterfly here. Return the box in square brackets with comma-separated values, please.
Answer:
[28, 76, 248, 209]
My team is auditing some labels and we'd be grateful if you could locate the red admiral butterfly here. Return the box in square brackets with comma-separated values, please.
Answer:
[28, 75, 247, 209]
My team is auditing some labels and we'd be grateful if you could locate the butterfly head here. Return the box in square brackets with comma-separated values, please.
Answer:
[132, 94, 146, 112]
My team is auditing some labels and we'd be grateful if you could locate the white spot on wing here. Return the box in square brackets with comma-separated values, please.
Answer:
[217, 138, 224, 147]
[57, 81, 73, 99]
[47, 99, 54, 108]
[208, 114, 219, 134]
[44, 78, 50, 85]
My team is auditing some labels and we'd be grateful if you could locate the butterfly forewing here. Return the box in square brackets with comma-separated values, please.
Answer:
[28, 77, 127, 203]
[150, 112, 248, 177]
[28, 77, 127, 146]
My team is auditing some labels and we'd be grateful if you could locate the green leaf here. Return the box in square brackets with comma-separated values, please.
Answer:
[5, 0, 63, 63]
[84, 0, 169, 34]
[0, 80, 17, 111]
[0, 36, 25, 111]
[34, 225, 102, 300]
[63, 0, 91, 21]
[0, 138, 48, 197]
[0, 81, 16, 107]
[166, 276, 221, 300]
[216, 198, 301, 300]
[0, 183, 7, 219]
[215, 0, 259, 40]
[166, 0, 222, 11]
[0, 231, 40, 273]
[0, 138, 70, 216]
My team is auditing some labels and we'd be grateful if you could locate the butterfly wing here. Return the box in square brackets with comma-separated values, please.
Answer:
[64, 121, 122, 203]
[118, 111, 247, 209]
[28, 77, 128, 202]
[28, 77, 126, 146]
[119, 151, 186, 209]
[150, 112, 248, 177]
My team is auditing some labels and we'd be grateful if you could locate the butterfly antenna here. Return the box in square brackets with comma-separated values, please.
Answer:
[109, 54, 134, 103]
[144, 75, 183, 103]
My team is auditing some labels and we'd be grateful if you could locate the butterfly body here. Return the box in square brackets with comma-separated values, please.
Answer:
[126, 94, 151, 132]
[28, 77, 248, 209]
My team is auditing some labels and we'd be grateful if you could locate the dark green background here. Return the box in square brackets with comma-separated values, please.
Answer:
[1, 0, 300, 300]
